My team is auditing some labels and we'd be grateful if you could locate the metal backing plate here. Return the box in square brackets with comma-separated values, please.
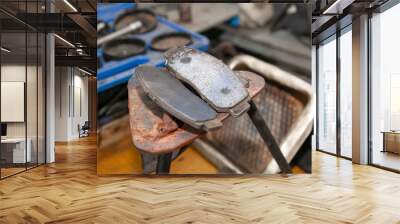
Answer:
[165, 47, 249, 115]
[136, 65, 221, 131]
[102, 38, 146, 62]
[151, 32, 193, 52]
[114, 9, 157, 34]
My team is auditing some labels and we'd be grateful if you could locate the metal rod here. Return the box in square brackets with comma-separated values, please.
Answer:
[248, 101, 292, 173]
[156, 152, 172, 174]
[97, 21, 142, 46]
[336, 29, 341, 157]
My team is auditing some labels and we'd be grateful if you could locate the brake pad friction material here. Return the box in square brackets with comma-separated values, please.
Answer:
[165, 47, 250, 116]
[135, 65, 222, 131]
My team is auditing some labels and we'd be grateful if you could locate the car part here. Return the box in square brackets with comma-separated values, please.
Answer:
[136, 65, 221, 131]
[195, 54, 314, 174]
[102, 38, 146, 62]
[151, 32, 192, 52]
[165, 47, 250, 117]
[128, 69, 264, 155]
[114, 9, 157, 34]
[98, 21, 142, 46]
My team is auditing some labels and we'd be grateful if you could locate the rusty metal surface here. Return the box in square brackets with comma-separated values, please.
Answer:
[127, 74, 199, 154]
[165, 47, 250, 117]
[128, 70, 264, 155]
[151, 32, 193, 52]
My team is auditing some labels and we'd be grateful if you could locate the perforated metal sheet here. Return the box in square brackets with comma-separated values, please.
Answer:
[203, 74, 305, 173]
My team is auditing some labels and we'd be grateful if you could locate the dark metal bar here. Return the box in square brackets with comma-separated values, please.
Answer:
[247, 101, 292, 173]
[0, 24, 2, 179]
[367, 11, 373, 165]
[25, 3, 28, 171]
[36, 0, 39, 167]
[44, 31, 47, 164]
[315, 44, 319, 150]
[156, 153, 173, 174]
[37, 13, 39, 167]
[336, 29, 341, 157]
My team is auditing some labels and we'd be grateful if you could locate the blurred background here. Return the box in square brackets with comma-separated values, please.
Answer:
[97, 3, 312, 175]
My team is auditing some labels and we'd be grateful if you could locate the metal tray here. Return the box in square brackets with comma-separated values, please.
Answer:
[194, 55, 314, 174]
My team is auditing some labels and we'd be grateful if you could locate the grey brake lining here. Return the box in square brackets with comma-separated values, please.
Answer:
[165, 47, 250, 117]
[135, 65, 222, 131]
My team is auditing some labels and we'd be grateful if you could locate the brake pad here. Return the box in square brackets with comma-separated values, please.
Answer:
[128, 69, 265, 154]
[165, 47, 250, 117]
[135, 65, 222, 131]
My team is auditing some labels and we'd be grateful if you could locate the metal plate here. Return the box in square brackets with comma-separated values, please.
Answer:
[128, 70, 264, 154]
[114, 9, 157, 34]
[150, 32, 193, 52]
[200, 55, 314, 173]
[165, 47, 249, 116]
[136, 65, 221, 131]
[102, 38, 146, 62]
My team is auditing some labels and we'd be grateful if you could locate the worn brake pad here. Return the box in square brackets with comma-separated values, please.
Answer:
[128, 69, 265, 154]
[165, 47, 250, 117]
[136, 65, 222, 131]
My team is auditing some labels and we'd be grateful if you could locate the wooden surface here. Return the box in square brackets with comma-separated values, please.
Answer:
[97, 116, 218, 174]
[1, 135, 400, 223]
[382, 132, 400, 154]
[0, 167, 25, 178]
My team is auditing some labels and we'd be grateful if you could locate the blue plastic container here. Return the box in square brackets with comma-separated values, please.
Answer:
[97, 4, 209, 93]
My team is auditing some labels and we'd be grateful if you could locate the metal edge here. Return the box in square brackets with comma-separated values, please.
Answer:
[192, 139, 243, 174]
[228, 55, 314, 174]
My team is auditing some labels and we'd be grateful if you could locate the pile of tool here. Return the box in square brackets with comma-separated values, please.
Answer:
[128, 47, 292, 174]
[97, 5, 209, 94]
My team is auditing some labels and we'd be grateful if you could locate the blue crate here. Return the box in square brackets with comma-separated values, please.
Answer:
[97, 5, 209, 93]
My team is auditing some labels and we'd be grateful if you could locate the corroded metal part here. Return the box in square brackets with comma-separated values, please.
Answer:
[136, 65, 221, 131]
[127, 75, 199, 154]
[128, 70, 264, 155]
[165, 47, 250, 117]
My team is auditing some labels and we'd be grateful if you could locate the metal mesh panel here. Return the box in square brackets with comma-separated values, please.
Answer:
[203, 79, 304, 173]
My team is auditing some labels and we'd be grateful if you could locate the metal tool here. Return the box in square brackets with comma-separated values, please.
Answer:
[165, 47, 250, 117]
[97, 21, 142, 46]
[136, 65, 222, 131]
